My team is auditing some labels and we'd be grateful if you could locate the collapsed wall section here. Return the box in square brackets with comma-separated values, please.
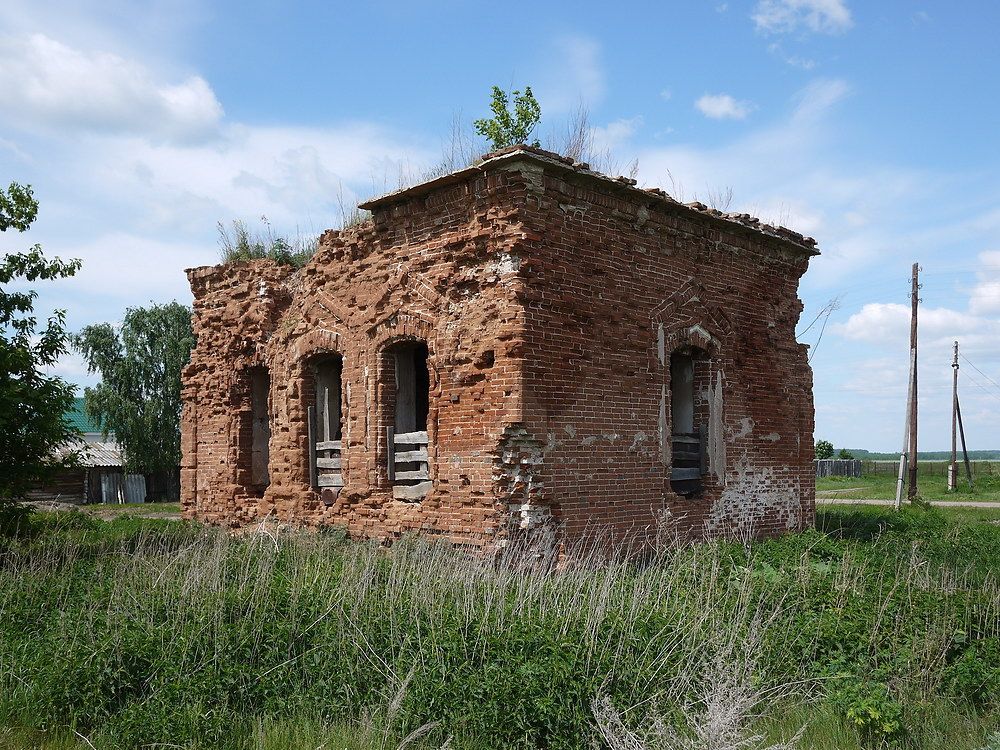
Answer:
[181, 169, 531, 541]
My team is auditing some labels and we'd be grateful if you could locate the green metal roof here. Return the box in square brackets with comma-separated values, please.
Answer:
[66, 398, 104, 434]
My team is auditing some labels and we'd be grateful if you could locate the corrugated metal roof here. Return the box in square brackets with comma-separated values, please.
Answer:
[54, 440, 123, 467]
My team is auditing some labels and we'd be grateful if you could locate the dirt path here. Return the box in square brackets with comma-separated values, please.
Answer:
[818, 498, 1000, 509]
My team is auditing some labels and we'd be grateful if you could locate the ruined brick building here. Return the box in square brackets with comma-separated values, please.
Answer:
[181, 146, 818, 547]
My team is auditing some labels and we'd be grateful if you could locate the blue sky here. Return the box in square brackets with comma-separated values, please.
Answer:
[2, 0, 999, 452]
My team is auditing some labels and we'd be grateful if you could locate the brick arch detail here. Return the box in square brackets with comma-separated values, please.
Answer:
[290, 327, 346, 364]
[301, 290, 353, 331]
[351, 268, 444, 329]
[652, 277, 732, 353]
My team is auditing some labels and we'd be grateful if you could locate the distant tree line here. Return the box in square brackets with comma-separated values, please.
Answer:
[815, 440, 1000, 461]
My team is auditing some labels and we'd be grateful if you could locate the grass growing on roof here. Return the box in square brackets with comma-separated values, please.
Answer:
[217, 217, 317, 268]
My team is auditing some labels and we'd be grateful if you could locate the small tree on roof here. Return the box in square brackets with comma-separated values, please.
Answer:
[474, 86, 542, 151]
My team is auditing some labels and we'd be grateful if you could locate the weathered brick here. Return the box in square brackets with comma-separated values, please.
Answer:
[181, 147, 817, 548]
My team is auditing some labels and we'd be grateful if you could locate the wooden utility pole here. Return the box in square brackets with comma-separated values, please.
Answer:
[906, 263, 920, 500]
[894, 350, 913, 510]
[949, 341, 959, 491]
[956, 395, 974, 489]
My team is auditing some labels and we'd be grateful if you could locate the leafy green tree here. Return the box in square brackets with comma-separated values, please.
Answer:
[838, 448, 855, 460]
[815, 439, 834, 460]
[75, 302, 195, 499]
[474, 86, 542, 151]
[0, 182, 82, 504]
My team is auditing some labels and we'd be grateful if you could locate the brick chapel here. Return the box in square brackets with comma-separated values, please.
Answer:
[180, 146, 818, 547]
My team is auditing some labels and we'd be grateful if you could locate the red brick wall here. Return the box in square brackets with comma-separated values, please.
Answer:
[504, 157, 815, 547]
[181, 149, 815, 547]
[182, 173, 529, 542]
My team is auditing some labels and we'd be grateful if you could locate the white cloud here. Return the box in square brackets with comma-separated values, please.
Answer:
[969, 251, 1000, 315]
[590, 117, 643, 153]
[695, 93, 755, 120]
[768, 43, 816, 69]
[59, 232, 212, 302]
[659, 88, 673, 101]
[0, 33, 223, 141]
[632, 77, 956, 289]
[82, 123, 434, 233]
[833, 302, 1000, 356]
[535, 35, 606, 113]
[791, 78, 850, 123]
[753, 0, 853, 35]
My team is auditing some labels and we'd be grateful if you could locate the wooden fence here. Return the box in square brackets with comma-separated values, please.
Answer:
[815, 459, 863, 478]
[860, 460, 1000, 477]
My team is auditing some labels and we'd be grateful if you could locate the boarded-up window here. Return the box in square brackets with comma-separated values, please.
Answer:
[250, 367, 271, 488]
[308, 356, 344, 494]
[385, 341, 431, 499]
[670, 350, 705, 496]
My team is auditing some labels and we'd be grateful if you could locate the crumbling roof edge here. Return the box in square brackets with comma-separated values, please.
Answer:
[358, 145, 820, 256]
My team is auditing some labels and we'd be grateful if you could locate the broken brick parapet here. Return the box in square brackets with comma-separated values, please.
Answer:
[182, 147, 816, 546]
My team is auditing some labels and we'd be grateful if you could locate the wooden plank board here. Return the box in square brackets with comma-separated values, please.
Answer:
[670, 467, 702, 481]
[317, 474, 344, 488]
[316, 457, 341, 469]
[671, 434, 701, 444]
[393, 449, 428, 463]
[316, 440, 341, 451]
[394, 470, 429, 481]
[673, 444, 701, 454]
[393, 430, 428, 444]
[392, 481, 432, 500]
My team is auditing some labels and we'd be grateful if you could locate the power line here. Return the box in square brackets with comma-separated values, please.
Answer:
[961, 354, 1000, 393]
[958, 370, 1000, 407]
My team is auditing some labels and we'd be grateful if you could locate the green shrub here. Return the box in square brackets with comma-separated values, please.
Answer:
[1, 508, 999, 748]
[217, 218, 316, 268]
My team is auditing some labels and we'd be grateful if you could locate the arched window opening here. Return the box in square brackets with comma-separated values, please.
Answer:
[670, 349, 706, 496]
[307, 355, 343, 493]
[385, 341, 431, 499]
[239, 366, 270, 496]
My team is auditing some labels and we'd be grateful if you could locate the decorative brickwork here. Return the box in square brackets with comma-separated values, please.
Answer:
[181, 146, 817, 547]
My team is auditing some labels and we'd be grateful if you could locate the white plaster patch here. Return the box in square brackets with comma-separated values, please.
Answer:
[708, 370, 726, 482]
[734, 417, 755, 439]
[486, 252, 521, 277]
[564, 424, 577, 438]
[629, 431, 647, 452]
[706, 456, 802, 537]
[508, 502, 552, 530]
[764, 432, 781, 442]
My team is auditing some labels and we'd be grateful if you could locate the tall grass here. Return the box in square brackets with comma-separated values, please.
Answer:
[1, 508, 999, 748]
[217, 218, 318, 268]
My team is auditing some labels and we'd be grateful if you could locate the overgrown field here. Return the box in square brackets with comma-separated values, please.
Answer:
[817, 469, 1000, 502]
[2, 508, 1000, 749]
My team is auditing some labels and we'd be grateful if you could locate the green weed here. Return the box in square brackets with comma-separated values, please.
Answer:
[0, 507, 998, 748]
